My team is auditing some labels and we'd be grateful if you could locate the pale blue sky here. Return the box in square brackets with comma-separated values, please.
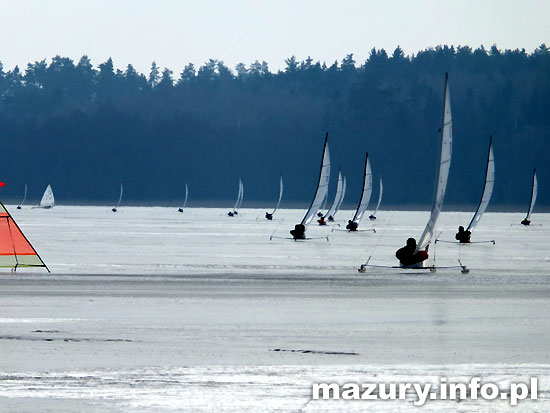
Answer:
[1, 0, 548, 75]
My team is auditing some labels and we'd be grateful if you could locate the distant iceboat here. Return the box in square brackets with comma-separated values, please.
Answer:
[369, 178, 383, 220]
[112, 183, 123, 212]
[320, 170, 345, 224]
[17, 184, 27, 210]
[178, 183, 189, 213]
[37, 185, 55, 209]
[521, 168, 537, 226]
[345, 153, 373, 232]
[228, 179, 243, 217]
[265, 175, 283, 220]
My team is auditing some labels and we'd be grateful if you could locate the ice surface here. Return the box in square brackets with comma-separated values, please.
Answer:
[1, 206, 549, 411]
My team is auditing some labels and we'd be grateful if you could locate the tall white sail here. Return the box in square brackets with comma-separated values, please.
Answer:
[352, 153, 373, 224]
[371, 177, 383, 217]
[116, 183, 123, 209]
[233, 179, 243, 211]
[525, 168, 537, 220]
[416, 73, 452, 252]
[325, 170, 344, 218]
[18, 184, 27, 209]
[183, 183, 189, 209]
[39, 185, 55, 208]
[301, 133, 331, 225]
[272, 175, 283, 214]
[336, 177, 347, 213]
[467, 137, 495, 231]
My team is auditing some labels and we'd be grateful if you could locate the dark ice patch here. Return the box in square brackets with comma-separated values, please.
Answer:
[270, 348, 358, 356]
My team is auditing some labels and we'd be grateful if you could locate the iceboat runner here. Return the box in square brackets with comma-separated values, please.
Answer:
[340, 152, 375, 233]
[112, 183, 123, 212]
[359, 73, 468, 274]
[228, 179, 243, 217]
[436, 136, 496, 245]
[521, 168, 537, 226]
[266, 175, 283, 220]
[178, 183, 189, 213]
[369, 178, 383, 220]
[0, 200, 49, 272]
[272, 132, 330, 241]
[319, 170, 345, 224]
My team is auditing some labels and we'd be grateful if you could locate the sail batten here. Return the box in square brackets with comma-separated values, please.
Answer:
[352, 153, 373, 224]
[301, 133, 331, 226]
[467, 137, 495, 231]
[416, 73, 452, 252]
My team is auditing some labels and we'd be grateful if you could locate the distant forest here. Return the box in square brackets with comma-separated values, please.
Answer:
[0, 44, 549, 210]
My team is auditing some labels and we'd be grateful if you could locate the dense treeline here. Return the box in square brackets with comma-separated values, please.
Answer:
[0, 44, 549, 210]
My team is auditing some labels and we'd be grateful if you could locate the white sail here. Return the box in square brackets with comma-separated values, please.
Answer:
[39, 184, 55, 208]
[19, 184, 27, 208]
[352, 153, 373, 224]
[526, 168, 537, 220]
[371, 177, 383, 217]
[335, 176, 347, 214]
[237, 179, 244, 210]
[467, 137, 495, 231]
[301, 133, 331, 225]
[183, 183, 189, 210]
[325, 170, 344, 218]
[272, 175, 283, 214]
[115, 183, 123, 209]
[233, 179, 243, 211]
[416, 73, 452, 252]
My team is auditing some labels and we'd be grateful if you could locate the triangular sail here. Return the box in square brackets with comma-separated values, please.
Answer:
[525, 168, 537, 220]
[301, 132, 331, 225]
[0, 201, 49, 271]
[271, 175, 283, 214]
[237, 179, 244, 210]
[467, 137, 495, 232]
[334, 176, 347, 216]
[40, 185, 55, 208]
[371, 177, 383, 217]
[352, 153, 373, 223]
[233, 179, 243, 211]
[416, 73, 453, 252]
[325, 170, 344, 219]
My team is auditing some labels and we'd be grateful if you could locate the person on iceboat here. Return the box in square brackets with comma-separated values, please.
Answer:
[317, 211, 323, 217]
[317, 216, 327, 225]
[395, 238, 429, 266]
[455, 226, 471, 243]
[368, 214, 377, 220]
[327, 215, 334, 222]
[346, 220, 358, 231]
[228, 211, 234, 217]
[265, 212, 273, 220]
[290, 224, 306, 240]
[521, 218, 531, 226]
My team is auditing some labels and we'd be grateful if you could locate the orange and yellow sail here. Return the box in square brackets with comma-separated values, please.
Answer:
[0, 201, 49, 271]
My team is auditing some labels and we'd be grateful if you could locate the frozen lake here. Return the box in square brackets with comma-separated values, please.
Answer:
[1, 206, 549, 411]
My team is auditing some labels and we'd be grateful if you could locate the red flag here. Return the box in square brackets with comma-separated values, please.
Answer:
[0, 182, 6, 188]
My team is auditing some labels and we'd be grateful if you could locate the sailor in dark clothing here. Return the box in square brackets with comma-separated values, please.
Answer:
[346, 220, 358, 231]
[317, 216, 327, 226]
[327, 215, 334, 222]
[395, 238, 429, 266]
[317, 211, 324, 217]
[369, 214, 377, 220]
[228, 211, 234, 217]
[521, 218, 531, 226]
[178, 208, 183, 213]
[290, 224, 306, 240]
[265, 212, 273, 220]
[455, 225, 471, 243]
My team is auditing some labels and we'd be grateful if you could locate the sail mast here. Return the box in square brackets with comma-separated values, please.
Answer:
[416, 72, 452, 252]
[300, 132, 331, 225]
[467, 136, 495, 232]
